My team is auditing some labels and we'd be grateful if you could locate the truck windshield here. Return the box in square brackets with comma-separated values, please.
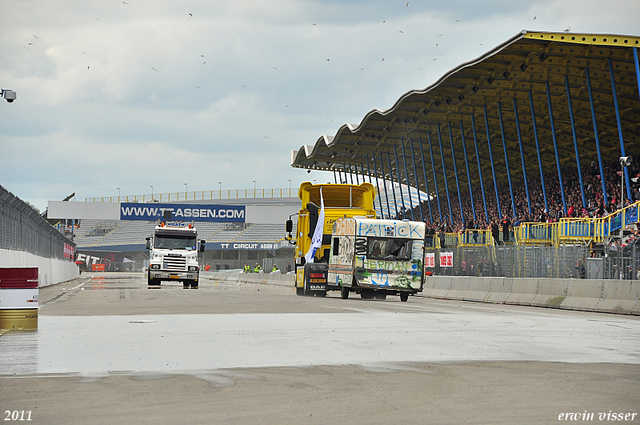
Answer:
[154, 235, 197, 250]
[367, 237, 412, 261]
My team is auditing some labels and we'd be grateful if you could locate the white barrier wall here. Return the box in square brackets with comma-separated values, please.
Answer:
[0, 249, 79, 287]
[423, 276, 640, 316]
[203, 271, 640, 316]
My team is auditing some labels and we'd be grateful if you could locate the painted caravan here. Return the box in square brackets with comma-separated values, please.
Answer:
[328, 217, 426, 302]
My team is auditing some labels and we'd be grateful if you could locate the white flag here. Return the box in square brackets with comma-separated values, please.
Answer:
[304, 187, 325, 263]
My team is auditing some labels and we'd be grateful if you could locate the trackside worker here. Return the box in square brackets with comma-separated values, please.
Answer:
[243, 264, 251, 273]
[272, 264, 278, 272]
[254, 263, 261, 273]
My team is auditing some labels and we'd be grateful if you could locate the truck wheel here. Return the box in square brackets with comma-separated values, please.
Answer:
[400, 293, 409, 302]
[148, 275, 160, 288]
[340, 286, 349, 299]
[190, 281, 198, 289]
[360, 290, 374, 300]
[374, 292, 387, 300]
[296, 286, 304, 296]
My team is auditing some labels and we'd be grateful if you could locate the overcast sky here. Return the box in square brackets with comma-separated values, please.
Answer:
[1, 0, 638, 212]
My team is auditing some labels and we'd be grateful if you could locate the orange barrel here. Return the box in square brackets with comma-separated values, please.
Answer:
[0, 268, 39, 331]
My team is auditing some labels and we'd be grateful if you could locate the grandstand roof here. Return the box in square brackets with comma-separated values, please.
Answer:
[291, 30, 640, 194]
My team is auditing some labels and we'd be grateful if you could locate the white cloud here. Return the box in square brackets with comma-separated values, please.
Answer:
[1, 0, 638, 212]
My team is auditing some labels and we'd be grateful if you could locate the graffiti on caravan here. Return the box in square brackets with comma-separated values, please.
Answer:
[120, 203, 246, 222]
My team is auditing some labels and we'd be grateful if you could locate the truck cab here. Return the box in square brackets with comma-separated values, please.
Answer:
[286, 182, 377, 297]
[146, 222, 205, 289]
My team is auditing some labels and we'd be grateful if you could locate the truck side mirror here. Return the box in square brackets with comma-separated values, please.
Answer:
[286, 219, 293, 233]
[199, 240, 206, 253]
[145, 237, 151, 250]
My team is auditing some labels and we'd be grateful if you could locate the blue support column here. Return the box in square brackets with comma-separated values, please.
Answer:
[400, 138, 415, 220]
[342, 163, 348, 185]
[371, 153, 386, 219]
[512, 98, 532, 216]
[333, 169, 338, 184]
[585, 68, 608, 206]
[386, 152, 400, 218]
[482, 105, 502, 218]
[409, 139, 424, 222]
[447, 123, 465, 224]
[635, 48, 640, 102]
[378, 152, 392, 219]
[545, 81, 567, 216]
[393, 145, 407, 219]
[418, 138, 434, 223]
[497, 102, 517, 219]
[348, 163, 354, 184]
[354, 162, 360, 185]
[528, 90, 549, 213]
[471, 114, 489, 225]
[436, 124, 454, 224]
[608, 57, 633, 201]
[564, 75, 587, 209]
[459, 121, 476, 222]
[427, 132, 443, 222]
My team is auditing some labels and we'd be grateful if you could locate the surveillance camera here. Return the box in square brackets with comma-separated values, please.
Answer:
[1, 89, 16, 103]
[620, 156, 632, 167]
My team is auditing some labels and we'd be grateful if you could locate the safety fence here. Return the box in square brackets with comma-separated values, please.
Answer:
[439, 201, 640, 248]
[426, 243, 640, 280]
[85, 187, 298, 203]
[0, 185, 75, 260]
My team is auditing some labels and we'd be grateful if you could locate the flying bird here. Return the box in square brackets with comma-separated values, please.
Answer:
[122, 1, 128, 4]
[399, 30, 403, 33]
[189, 13, 192, 17]
[33, 35, 38, 39]
[327, 117, 333, 123]
[326, 58, 330, 61]
[273, 67, 277, 70]
[152, 68, 159, 72]
[564, 27, 571, 32]
[381, 58, 385, 61]
[533, 16, 536, 20]
[406, 2, 409, 6]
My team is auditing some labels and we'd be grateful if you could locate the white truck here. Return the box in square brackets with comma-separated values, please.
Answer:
[146, 221, 205, 289]
[328, 217, 426, 302]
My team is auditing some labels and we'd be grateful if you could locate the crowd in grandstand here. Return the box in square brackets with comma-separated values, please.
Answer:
[393, 153, 640, 235]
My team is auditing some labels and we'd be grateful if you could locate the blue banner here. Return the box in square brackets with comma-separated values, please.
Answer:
[120, 203, 245, 222]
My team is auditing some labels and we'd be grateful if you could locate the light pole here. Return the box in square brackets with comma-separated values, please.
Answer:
[184, 183, 188, 200]
[288, 179, 291, 195]
[253, 180, 256, 197]
[117, 187, 120, 200]
[150, 185, 153, 202]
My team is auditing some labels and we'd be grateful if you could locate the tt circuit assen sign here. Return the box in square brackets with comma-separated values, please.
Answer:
[120, 203, 245, 223]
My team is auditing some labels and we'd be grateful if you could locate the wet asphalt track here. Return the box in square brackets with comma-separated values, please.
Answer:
[1, 272, 639, 425]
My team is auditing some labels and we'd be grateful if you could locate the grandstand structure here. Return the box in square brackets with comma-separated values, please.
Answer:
[70, 197, 298, 272]
[291, 30, 640, 280]
[293, 31, 640, 227]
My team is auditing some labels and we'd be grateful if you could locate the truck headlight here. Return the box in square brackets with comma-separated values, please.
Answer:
[150, 264, 160, 270]
[188, 266, 198, 271]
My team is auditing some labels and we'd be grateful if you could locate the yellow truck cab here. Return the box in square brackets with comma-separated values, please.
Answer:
[286, 182, 376, 296]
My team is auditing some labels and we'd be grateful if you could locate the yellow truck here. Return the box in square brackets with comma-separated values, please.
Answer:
[286, 182, 376, 296]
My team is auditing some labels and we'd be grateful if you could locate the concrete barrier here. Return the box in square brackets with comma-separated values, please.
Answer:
[202, 271, 295, 287]
[202, 271, 639, 315]
[423, 276, 639, 315]
[0, 249, 79, 288]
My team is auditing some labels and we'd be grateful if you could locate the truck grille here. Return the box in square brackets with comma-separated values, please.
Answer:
[163, 257, 186, 271]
